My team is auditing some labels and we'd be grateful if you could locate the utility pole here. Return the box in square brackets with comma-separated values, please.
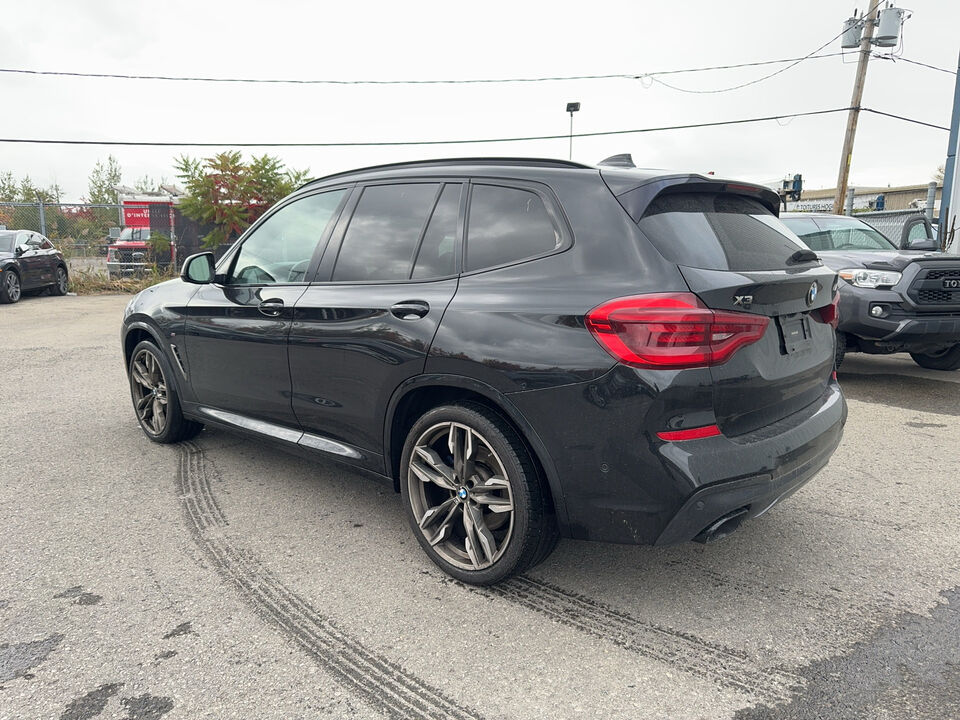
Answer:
[832, 3, 880, 215]
[939, 49, 960, 253]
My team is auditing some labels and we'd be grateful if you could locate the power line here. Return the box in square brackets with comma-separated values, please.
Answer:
[0, 108, 868, 148]
[0, 52, 850, 86]
[649, 0, 885, 94]
[874, 55, 958, 75]
[860, 107, 950, 131]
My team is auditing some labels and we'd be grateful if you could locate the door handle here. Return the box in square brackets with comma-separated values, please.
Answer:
[390, 300, 430, 320]
[258, 298, 285, 317]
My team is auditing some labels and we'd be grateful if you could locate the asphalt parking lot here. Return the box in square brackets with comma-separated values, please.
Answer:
[2, 294, 959, 720]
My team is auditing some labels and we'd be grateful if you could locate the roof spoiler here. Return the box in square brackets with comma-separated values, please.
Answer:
[597, 153, 636, 169]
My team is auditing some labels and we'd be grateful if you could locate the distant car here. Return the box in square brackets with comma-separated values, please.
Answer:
[0, 230, 70, 304]
[781, 212, 960, 370]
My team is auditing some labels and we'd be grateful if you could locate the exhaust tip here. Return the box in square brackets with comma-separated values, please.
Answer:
[693, 507, 749, 544]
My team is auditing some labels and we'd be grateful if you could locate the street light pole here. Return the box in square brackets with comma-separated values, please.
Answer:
[566, 102, 580, 160]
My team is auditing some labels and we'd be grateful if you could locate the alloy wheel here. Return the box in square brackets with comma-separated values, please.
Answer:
[407, 422, 514, 571]
[5, 273, 20, 302]
[130, 349, 168, 435]
[56, 268, 68, 294]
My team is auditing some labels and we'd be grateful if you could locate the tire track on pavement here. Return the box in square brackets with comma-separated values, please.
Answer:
[183, 439, 798, 708]
[177, 441, 482, 720]
[484, 576, 799, 702]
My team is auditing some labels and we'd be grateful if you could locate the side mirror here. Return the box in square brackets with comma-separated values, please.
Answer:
[907, 239, 939, 252]
[180, 252, 216, 284]
[15, 244, 28, 257]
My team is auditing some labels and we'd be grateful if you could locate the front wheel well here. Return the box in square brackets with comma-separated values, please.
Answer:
[388, 386, 554, 513]
[123, 327, 155, 366]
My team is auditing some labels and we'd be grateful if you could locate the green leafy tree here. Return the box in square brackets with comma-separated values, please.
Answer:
[175, 151, 308, 247]
[0, 172, 62, 203]
[134, 174, 162, 193]
[87, 155, 123, 204]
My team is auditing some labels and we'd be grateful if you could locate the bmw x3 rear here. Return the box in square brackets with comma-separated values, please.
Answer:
[121, 157, 847, 584]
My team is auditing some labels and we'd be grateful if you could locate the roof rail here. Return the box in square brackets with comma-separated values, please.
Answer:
[298, 157, 593, 189]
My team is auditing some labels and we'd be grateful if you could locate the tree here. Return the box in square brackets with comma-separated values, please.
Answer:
[175, 152, 308, 247]
[135, 174, 159, 193]
[87, 155, 123, 204]
[0, 171, 62, 203]
[935, 164, 946, 183]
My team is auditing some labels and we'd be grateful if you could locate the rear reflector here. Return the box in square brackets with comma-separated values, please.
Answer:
[657, 424, 722, 441]
[585, 292, 769, 369]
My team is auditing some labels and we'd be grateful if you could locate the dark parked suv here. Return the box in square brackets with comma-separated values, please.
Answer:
[781, 212, 960, 370]
[121, 158, 846, 584]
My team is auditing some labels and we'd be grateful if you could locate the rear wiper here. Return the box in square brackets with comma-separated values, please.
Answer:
[787, 248, 820, 265]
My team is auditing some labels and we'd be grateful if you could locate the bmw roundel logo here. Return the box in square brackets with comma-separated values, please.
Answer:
[457, 487, 468, 500]
[806, 282, 819, 306]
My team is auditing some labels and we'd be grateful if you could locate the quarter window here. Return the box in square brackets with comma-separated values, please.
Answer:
[465, 185, 560, 272]
[333, 184, 441, 282]
[228, 190, 346, 285]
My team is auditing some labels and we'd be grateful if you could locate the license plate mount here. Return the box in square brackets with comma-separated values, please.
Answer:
[778, 315, 812, 354]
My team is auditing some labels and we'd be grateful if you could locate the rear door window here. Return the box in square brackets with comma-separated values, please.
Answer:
[637, 193, 807, 271]
[333, 183, 440, 282]
[412, 183, 461, 280]
[465, 184, 561, 272]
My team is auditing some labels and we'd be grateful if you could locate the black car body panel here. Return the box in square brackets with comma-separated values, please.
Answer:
[123, 158, 846, 548]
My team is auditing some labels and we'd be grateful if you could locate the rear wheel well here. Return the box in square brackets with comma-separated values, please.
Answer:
[388, 386, 554, 512]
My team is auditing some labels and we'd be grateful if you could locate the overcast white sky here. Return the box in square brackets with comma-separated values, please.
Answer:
[1, 0, 957, 201]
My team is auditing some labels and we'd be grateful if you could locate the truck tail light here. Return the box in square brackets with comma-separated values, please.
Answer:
[585, 293, 769, 369]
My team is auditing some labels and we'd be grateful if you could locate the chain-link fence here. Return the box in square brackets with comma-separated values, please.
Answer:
[0, 201, 210, 276]
[855, 209, 940, 249]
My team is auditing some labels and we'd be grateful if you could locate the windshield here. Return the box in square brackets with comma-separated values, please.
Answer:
[782, 215, 897, 252]
[117, 228, 151, 242]
[0, 232, 15, 253]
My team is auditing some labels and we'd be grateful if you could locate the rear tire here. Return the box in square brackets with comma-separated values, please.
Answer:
[50, 266, 69, 296]
[128, 339, 204, 443]
[1, 270, 21, 303]
[400, 402, 558, 585]
[910, 344, 960, 371]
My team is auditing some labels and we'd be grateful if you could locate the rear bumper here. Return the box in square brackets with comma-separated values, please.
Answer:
[508, 370, 846, 546]
[654, 383, 844, 544]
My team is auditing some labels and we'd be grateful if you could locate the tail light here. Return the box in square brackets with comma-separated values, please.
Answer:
[585, 293, 769, 369]
[814, 291, 840, 329]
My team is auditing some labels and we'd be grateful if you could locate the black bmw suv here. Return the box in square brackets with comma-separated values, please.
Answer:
[121, 157, 846, 584]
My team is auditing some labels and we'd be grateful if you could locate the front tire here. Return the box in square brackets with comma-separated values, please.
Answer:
[128, 340, 204, 443]
[400, 402, 558, 585]
[0, 270, 21, 303]
[910, 344, 960, 371]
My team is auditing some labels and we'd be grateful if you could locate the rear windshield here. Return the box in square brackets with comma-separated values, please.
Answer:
[637, 193, 807, 271]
